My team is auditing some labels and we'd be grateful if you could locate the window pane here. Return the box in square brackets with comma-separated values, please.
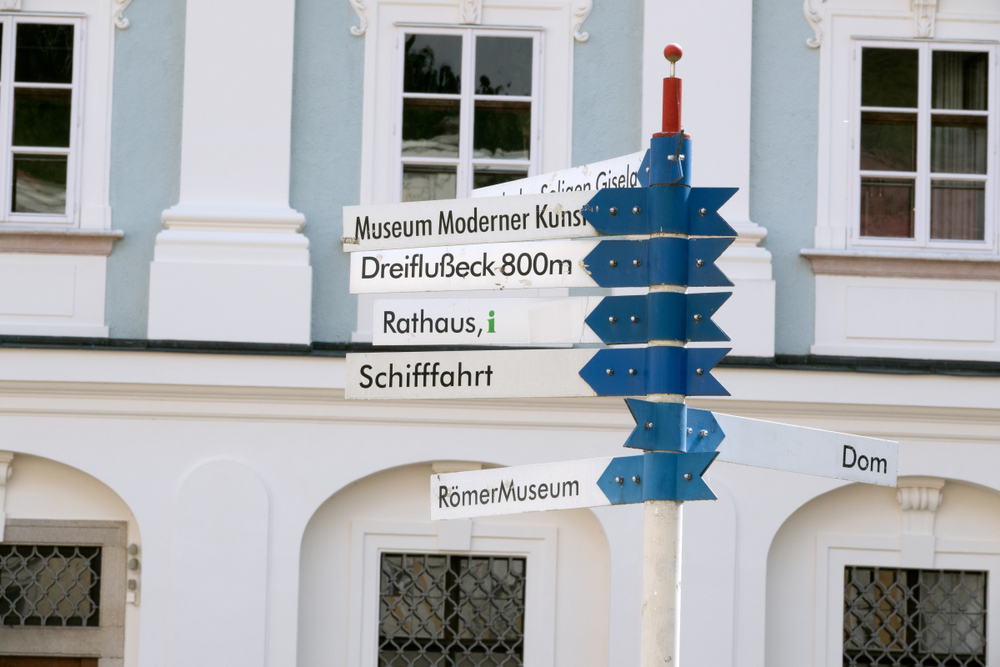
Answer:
[931, 114, 987, 175]
[860, 112, 916, 171]
[475, 37, 533, 96]
[404, 34, 461, 94]
[402, 165, 456, 202]
[933, 51, 988, 111]
[0, 545, 100, 627]
[474, 100, 530, 159]
[402, 98, 459, 158]
[860, 178, 914, 238]
[861, 48, 918, 108]
[15, 24, 73, 84]
[12, 154, 67, 214]
[474, 166, 528, 190]
[931, 180, 985, 241]
[13, 88, 71, 147]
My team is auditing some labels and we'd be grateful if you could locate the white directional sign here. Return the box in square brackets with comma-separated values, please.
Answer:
[346, 349, 599, 400]
[432, 458, 614, 520]
[473, 151, 646, 197]
[372, 297, 603, 346]
[342, 191, 597, 253]
[349, 239, 602, 294]
[713, 414, 898, 486]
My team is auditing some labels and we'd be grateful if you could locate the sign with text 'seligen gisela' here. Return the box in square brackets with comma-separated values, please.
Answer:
[472, 150, 648, 197]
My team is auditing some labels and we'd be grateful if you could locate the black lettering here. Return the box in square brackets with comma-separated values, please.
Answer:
[858, 455, 869, 471]
[438, 486, 450, 507]
[383, 310, 397, 334]
[359, 364, 373, 389]
[361, 256, 380, 279]
[563, 480, 579, 497]
[355, 216, 370, 240]
[439, 211, 454, 234]
[462, 489, 478, 505]
[843, 445, 857, 468]
[870, 457, 887, 474]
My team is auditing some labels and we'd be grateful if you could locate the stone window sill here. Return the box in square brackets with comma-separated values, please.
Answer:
[801, 249, 1000, 281]
[0, 228, 124, 256]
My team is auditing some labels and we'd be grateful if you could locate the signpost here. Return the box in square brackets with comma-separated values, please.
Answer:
[342, 44, 899, 667]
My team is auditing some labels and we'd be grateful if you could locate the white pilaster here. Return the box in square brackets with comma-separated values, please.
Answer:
[643, 0, 775, 356]
[0, 451, 13, 541]
[148, 0, 311, 344]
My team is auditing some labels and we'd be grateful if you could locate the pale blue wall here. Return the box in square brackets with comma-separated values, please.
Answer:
[571, 0, 644, 166]
[750, 0, 819, 355]
[292, 0, 366, 343]
[106, 1, 186, 338]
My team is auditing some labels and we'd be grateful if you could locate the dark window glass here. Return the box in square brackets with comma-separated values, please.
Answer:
[15, 24, 73, 84]
[474, 167, 528, 190]
[475, 37, 533, 96]
[402, 165, 457, 202]
[0, 545, 100, 625]
[860, 112, 917, 171]
[404, 34, 461, 94]
[933, 51, 989, 111]
[401, 98, 460, 159]
[473, 100, 530, 160]
[931, 114, 988, 175]
[12, 154, 67, 214]
[931, 180, 986, 240]
[862, 48, 919, 108]
[860, 178, 915, 238]
[13, 88, 72, 147]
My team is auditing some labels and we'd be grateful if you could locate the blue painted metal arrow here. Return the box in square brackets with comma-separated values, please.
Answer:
[581, 186, 738, 237]
[578, 346, 730, 397]
[598, 451, 718, 503]
[622, 399, 725, 453]
[584, 237, 734, 288]
[585, 292, 730, 345]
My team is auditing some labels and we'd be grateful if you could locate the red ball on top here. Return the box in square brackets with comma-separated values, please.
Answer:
[664, 44, 683, 63]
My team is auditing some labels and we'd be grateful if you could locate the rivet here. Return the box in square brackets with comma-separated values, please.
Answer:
[609, 316, 617, 324]
[693, 314, 702, 322]
[631, 315, 639, 323]
[629, 368, 637, 376]
[645, 422, 653, 430]
[696, 259, 705, 268]
[610, 259, 618, 268]
[695, 368, 704, 375]
[699, 429, 708, 438]
[699, 208, 707, 216]
[632, 475, 641, 484]
[632, 206, 641, 215]
[667, 155, 676, 162]
[606, 368, 614, 376]
[633, 259, 641, 267]
[686, 427, 693, 435]
[128, 558, 139, 571]
[645, 167, 650, 173]
[610, 207, 618, 216]
[684, 473, 693, 481]
[615, 476, 624, 485]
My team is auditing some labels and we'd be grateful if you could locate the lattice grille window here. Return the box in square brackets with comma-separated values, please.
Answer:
[0, 545, 101, 627]
[379, 552, 526, 666]
[844, 566, 987, 667]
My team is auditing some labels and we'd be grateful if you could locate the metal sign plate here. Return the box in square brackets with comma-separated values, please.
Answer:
[472, 151, 647, 197]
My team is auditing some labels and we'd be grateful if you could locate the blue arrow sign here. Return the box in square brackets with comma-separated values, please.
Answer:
[578, 346, 730, 397]
[582, 186, 738, 237]
[599, 451, 718, 503]
[622, 399, 725, 453]
[584, 237, 734, 288]
[585, 292, 730, 344]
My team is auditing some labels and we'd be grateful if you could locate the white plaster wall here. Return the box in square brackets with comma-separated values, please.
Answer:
[0, 254, 109, 337]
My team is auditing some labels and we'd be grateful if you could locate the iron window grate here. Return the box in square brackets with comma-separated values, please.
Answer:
[379, 552, 526, 667]
[844, 566, 987, 667]
[0, 545, 101, 627]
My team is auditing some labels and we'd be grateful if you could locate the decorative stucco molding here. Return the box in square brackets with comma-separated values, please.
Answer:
[803, 0, 822, 49]
[801, 248, 1000, 281]
[0, 0, 22, 10]
[0, 229, 124, 256]
[0, 451, 13, 542]
[572, 0, 592, 42]
[896, 476, 945, 568]
[459, 0, 482, 25]
[350, 0, 368, 36]
[113, 0, 132, 30]
[913, 0, 937, 38]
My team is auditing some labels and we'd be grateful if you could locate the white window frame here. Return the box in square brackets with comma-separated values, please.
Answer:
[814, 536, 1000, 667]
[347, 519, 557, 667]
[0, 13, 84, 227]
[392, 25, 543, 202]
[850, 39, 998, 252]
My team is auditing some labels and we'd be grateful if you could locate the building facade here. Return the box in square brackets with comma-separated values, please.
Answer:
[0, 0, 999, 665]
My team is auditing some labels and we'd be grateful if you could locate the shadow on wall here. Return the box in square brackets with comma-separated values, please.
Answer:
[296, 461, 613, 667]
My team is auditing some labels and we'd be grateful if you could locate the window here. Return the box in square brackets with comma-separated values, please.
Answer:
[844, 566, 987, 667]
[0, 545, 101, 627]
[396, 29, 540, 202]
[854, 42, 996, 249]
[379, 552, 527, 666]
[0, 17, 81, 224]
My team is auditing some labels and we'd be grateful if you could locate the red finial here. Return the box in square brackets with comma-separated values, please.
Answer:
[659, 44, 683, 136]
